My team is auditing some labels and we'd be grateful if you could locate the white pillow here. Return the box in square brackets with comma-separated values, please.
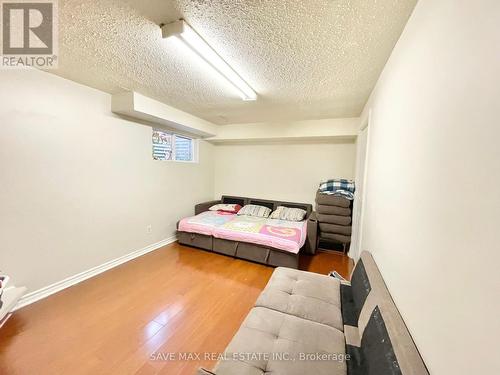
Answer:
[208, 204, 241, 213]
[269, 206, 307, 221]
[237, 204, 272, 218]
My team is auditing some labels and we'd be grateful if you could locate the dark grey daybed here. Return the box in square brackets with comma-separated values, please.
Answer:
[177, 195, 318, 269]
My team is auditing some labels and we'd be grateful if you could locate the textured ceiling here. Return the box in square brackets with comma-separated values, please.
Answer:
[52, 0, 417, 124]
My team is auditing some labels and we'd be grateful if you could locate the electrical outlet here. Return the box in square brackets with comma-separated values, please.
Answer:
[147, 225, 152, 233]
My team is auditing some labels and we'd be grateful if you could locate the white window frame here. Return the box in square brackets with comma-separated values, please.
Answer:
[152, 129, 198, 163]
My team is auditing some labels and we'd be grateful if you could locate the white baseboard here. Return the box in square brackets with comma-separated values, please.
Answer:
[14, 236, 177, 311]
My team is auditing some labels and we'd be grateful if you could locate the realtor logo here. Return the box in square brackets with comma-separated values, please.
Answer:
[1, 0, 58, 68]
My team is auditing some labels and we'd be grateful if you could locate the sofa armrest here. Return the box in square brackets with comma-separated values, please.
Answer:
[305, 211, 318, 255]
[195, 200, 221, 215]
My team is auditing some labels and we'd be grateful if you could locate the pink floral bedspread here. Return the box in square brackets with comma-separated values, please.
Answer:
[178, 211, 307, 253]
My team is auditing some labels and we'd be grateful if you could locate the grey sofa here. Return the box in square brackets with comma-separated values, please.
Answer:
[196, 251, 428, 375]
[177, 195, 318, 269]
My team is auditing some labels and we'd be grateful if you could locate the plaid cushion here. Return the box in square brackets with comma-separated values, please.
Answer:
[319, 179, 355, 194]
[327, 189, 355, 200]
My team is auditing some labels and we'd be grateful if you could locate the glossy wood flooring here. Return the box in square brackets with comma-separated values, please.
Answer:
[0, 242, 353, 375]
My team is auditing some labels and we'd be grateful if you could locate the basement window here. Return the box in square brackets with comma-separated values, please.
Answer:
[152, 129, 196, 162]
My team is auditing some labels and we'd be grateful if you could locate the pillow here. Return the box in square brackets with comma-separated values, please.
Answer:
[237, 204, 272, 218]
[269, 206, 307, 221]
[208, 203, 241, 213]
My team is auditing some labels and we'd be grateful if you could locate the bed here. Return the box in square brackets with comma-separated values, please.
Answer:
[176, 196, 317, 268]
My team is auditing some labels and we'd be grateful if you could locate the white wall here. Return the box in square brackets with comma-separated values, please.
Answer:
[0, 69, 215, 292]
[359, 1, 500, 374]
[214, 141, 356, 205]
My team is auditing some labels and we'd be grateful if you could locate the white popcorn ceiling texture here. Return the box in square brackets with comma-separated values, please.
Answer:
[53, 0, 417, 125]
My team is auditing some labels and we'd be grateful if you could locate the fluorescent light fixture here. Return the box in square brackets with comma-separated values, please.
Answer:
[161, 20, 257, 101]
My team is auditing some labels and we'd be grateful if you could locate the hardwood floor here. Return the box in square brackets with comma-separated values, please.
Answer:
[0, 242, 353, 375]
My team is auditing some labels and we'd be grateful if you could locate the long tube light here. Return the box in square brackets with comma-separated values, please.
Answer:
[161, 20, 257, 101]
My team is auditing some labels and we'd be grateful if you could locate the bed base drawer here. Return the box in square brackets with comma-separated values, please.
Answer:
[181, 234, 300, 269]
[214, 238, 271, 264]
[268, 250, 299, 269]
[177, 231, 213, 251]
[235, 242, 270, 264]
[213, 238, 238, 256]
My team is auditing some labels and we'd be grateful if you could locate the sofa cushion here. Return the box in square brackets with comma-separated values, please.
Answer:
[214, 307, 347, 375]
[316, 204, 352, 216]
[315, 191, 351, 207]
[255, 267, 343, 331]
[316, 213, 352, 225]
[319, 222, 352, 235]
[320, 232, 351, 243]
